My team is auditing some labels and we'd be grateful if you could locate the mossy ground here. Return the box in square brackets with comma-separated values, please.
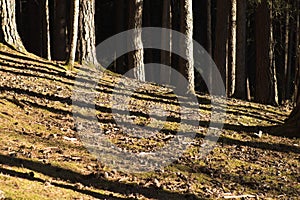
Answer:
[0, 45, 299, 199]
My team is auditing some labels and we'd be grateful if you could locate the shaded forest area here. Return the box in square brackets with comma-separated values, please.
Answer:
[8, 0, 300, 136]
[15, 0, 299, 103]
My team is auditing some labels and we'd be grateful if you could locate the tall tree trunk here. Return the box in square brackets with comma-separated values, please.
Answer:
[282, 2, 290, 102]
[234, 0, 247, 99]
[293, 0, 300, 103]
[160, 0, 172, 85]
[77, 0, 98, 66]
[227, 0, 237, 97]
[127, 0, 145, 81]
[143, 0, 154, 81]
[177, 0, 194, 94]
[206, 0, 212, 55]
[214, 0, 230, 95]
[41, 0, 51, 60]
[0, 0, 26, 52]
[67, 0, 80, 69]
[254, 0, 278, 105]
[205, 0, 213, 93]
[52, 0, 68, 60]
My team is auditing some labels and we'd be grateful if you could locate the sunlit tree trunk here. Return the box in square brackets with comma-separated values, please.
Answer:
[41, 0, 51, 60]
[0, 0, 26, 52]
[127, 0, 145, 81]
[67, 0, 80, 69]
[177, 0, 194, 94]
[77, 0, 98, 66]
[227, 0, 237, 97]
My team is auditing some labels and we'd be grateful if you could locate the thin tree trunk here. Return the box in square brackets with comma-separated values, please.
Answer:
[127, 0, 145, 81]
[227, 0, 237, 97]
[234, 0, 247, 99]
[0, 0, 26, 52]
[282, 2, 290, 101]
[67, 0, 80, 69]
[293, 0, 300, 104]
[41, 0, 51, 60]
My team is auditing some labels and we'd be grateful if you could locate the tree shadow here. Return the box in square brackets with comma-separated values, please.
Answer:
[0, 50, 65, 70]
[0, 66, 74, 87]
[172, 162, 299, 196]
[0, 167, 125, 200]
[217, 135, 300, 154]
[0, 154, 200, 200]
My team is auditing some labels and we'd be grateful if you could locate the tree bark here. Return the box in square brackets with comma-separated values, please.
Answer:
[293, 0, 300, 103]
[0, 0, 26, 52]
[271, 81, 300, 138]
[254, 0, 278, 105]
[234, 0, 247, 99]
[41, 0, 51, 60]
[227, 0, 237, 97]
[77, 0, 98, 66]
[67, 0, 80, 69]
[176, 0, 194, 94]
[52, 0, 68, 60]
[214, 0, 230, 95]
[259, 1, 299, 138]
[127, 0, 145, 81]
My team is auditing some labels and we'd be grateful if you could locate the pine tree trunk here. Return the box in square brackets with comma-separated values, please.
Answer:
[281, 2, 290, 102]
[176, 0, 194, 94]
[234, 0, 247, 99]
[206, 0, 212, 55]
[67, 0, 80, 69]
[227, 0, 237, 97]
[0, 0, 26, 52]
[52, 0, 68, 60]
[214, 0, 230, 95]
[254, 0, 278, 105]
[127, 0, 145, 81]
[77, 0, 98, 66]
[293, 0, 300, 103]
[41, 0, 51, 60]
[143, 0, 154, 81]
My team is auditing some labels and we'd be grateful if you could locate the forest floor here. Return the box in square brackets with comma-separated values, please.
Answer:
[0, 45, 299, 200]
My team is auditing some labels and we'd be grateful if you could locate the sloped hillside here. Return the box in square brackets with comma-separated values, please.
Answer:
[0, 45, 299, 199]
